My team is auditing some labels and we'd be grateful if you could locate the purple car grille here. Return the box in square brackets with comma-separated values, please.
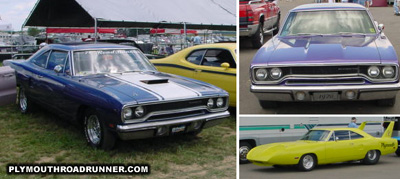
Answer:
[290, 66, 359, 75]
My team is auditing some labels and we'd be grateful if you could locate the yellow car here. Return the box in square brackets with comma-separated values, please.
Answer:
[247, 122, 397, 171]
[151, 43, 236, 107]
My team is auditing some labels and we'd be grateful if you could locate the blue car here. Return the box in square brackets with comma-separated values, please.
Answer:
[4, 43, 230, 150]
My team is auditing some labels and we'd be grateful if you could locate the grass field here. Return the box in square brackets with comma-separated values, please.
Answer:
[0, 103, 236, 178]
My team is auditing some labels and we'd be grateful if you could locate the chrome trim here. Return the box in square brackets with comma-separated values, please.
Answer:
[121, 95, 229, 123]
[251, 64, 399, 84]
[116, 111, 230, 133]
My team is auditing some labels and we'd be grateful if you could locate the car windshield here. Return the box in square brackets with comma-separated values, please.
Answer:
[73, 49, 156, 76]
[280, 10, 376, 37]
[300, 130, 331, 141]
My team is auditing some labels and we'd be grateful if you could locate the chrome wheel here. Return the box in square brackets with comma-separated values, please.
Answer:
[239, 145, 250, 162]
[259, 25, 264, 45]
[86, 115, 101, 145]
[367, 150, 377, 161]
[303, 155, 314, 170]
[19, 88, 27, 112]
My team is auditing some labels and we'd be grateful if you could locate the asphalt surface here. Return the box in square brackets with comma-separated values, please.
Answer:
[240, 154, 400, 179]
[239, 0, 400, 114]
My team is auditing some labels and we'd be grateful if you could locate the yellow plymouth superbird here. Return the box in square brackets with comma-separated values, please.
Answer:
[151, 43, 236, 107]
[247, 121, 398, 171]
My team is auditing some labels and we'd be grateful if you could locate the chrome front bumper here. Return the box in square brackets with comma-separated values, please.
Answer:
[240, 24, 258, 37]
[251, 83, 400, 101]
[116, 111, 230, 140]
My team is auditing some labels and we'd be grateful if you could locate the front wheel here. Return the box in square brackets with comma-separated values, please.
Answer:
[298, 154, 316, 171]
[251, 23, 264, 49]
[396, 150, 400, 157]
[84, 109, 116, 150]
[363, 150, 380, 165]
[240, 141, 253, 164]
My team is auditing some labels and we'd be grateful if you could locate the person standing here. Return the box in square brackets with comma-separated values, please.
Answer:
[348, 117, 358, 128]
[193, 34, 202, 45]
[395, 0, 400, 15]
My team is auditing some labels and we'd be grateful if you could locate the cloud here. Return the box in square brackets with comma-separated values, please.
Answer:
[0, 0, 36, 30]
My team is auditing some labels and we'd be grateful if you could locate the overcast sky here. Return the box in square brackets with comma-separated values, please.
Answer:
[0, 0, 36, 30]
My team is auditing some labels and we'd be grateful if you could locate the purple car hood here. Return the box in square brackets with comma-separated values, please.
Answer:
[252, 36, 384, 66]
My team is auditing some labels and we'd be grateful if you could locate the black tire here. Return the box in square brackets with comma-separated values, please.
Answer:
[251, 23, 264, 49]
[272, 13, 280, 35]
[259, 100, 279, 109]
[363, 150, 380, 165]
[18, 86, 34, 114]
[240, 141, 253, 164]
[395, 150, 400, 157]
[297, 154, 317, 171]
[377, 98, 396, 107]
[84, 109, 116, 150]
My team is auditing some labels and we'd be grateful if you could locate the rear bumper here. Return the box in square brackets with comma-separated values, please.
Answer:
[251, 83, 400, 101]
[240, 24, 258, 37]
[116, 111, 230, 140]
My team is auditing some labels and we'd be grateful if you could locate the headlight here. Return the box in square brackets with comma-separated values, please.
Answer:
[207, 98, 214, 108]
[216, 98, 224, 108]
[382, 66, 395, 78]
[123, 108, 133, 119]
[270, 68, 282, 80]
[134, 106, 145, 117]
[368, 66, 380, 78]
[255, 68, 268, 80]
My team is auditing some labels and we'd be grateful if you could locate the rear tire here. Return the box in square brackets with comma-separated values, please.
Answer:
[18, 86, 34, 114]
[84, 109, 116, 150]
[251, 23, 264, 49]
[259, 100, 279, 108]
[395, 150, 400, 157]
[298, 154, 317, 171]
[240, 141, 253, 164]
[363, 150, 380, 165]
[377, 98, 395, 107]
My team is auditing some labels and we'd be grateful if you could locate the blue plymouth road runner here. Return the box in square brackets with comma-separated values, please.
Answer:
[4, 43, 230, 149]
[250, 3, 400, 108]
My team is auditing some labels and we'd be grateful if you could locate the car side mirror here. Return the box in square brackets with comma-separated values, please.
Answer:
[378, 24, 384, 32]
[54, 65, 63, 73]
[221, 62, 230, 69]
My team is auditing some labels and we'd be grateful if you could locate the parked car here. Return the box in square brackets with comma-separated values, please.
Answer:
[4, 43, 230, 150]
[247, 121, 397, 171]
[239, 0, 280, 48]
[0, 66, 16, 106]
[250, 3, 400, 108]
[96, 39, 164, 59]
[151, 43, 236, 107]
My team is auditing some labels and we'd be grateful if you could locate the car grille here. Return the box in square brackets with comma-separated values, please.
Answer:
[290, 66, 359, 75]
[146, 99, 209, 112]
[286, 79, 365, 85]
[146, 110, 206, 121]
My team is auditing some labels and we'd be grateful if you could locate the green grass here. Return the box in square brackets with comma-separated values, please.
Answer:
[0, 105, 236, 178]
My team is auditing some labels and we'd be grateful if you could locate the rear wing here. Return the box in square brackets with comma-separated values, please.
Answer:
[359, 121, 394, 138]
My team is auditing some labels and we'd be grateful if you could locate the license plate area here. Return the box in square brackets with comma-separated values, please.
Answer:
[171, 125, 186, 134]
[312, 92, 339, 101]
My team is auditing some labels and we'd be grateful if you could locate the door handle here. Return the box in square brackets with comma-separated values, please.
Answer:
[194, 69, 202, 72]
[3, 74, 14, 78]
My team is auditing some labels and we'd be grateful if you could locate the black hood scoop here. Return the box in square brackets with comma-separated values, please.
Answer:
[141, 79, 169, 84]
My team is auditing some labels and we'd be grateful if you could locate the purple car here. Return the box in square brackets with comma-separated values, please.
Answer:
[250, 3, 400, 108]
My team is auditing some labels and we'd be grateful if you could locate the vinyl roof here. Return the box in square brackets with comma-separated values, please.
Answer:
[24, 0, 236, 30]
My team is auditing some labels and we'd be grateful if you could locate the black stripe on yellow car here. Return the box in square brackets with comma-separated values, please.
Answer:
[154, 63, 236, 76]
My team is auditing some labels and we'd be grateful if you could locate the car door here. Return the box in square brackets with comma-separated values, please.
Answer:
[325, 130, 354, 163]
[40, 50, 69, 112]
[193, 48, 236, 105]
[28, 50, 51, 103]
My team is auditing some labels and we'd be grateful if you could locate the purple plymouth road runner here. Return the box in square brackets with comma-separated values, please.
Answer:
[250, 3, 400, 108]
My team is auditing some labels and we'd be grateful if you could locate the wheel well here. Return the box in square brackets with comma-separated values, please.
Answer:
[76, 105, 89, 126]
[240, 139, 256, 148]
[259, 15, 265, 25]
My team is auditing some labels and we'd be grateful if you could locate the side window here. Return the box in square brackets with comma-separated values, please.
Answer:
[31, 51, 50, 68]
[350, 131, 364, 140]
[47, 51, 68, 70]
[201, 49, 236, 68]
[328, 132, 335, 141]
[334, 131, 350, 141]
[186, 50, 206, 65]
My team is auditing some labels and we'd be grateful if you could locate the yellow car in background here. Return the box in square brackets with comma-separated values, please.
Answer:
[247, 122, 398, 171]
[151, 43, 236, 107]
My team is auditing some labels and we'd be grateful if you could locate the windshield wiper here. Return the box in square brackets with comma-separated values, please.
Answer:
[122, 70, 142, 73]
[337, 32, 367, 36]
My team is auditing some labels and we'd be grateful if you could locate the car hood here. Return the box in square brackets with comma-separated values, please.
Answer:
[247, 141, 318, 161]
[77, 72, 224, 104]
[252, 36, 383, 66]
